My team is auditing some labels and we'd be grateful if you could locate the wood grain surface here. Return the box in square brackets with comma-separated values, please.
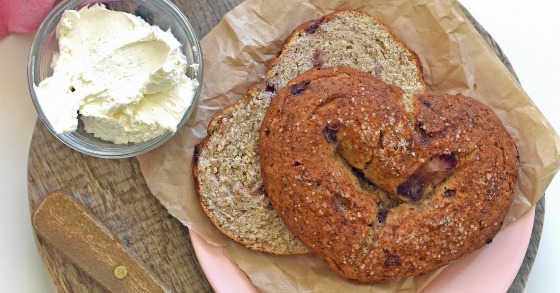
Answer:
[32, 191, 172, 293]
[27, 1, 543, 292]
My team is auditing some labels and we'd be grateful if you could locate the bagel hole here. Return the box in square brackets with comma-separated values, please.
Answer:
[335, 149, 401, 232]
[349, 166, 399, 227]
[397, 153, 458, 203]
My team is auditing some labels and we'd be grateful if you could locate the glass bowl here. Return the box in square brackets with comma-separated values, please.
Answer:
[28, 0, 203, 159]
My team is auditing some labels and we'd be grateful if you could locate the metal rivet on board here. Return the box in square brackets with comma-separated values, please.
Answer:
[114, 265, 128, 280]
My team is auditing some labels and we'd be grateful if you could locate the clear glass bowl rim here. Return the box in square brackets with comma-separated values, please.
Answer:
[27, 0, 203, 159]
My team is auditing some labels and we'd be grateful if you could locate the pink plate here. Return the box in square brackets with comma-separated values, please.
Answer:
[190, 206, 535, 292]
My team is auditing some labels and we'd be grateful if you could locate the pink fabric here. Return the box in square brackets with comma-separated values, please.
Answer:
[0, 0, 56, 37]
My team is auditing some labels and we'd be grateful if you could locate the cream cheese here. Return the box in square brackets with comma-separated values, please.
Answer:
[35, 4, 198, 144]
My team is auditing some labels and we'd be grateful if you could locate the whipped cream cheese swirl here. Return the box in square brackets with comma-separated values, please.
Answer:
[36, 4, 198, 144]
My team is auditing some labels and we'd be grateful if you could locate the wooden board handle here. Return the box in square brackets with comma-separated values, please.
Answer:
[32, 191, 172, 293]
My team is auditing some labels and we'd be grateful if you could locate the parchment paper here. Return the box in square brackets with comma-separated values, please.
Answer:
[137, 0, 560, 291]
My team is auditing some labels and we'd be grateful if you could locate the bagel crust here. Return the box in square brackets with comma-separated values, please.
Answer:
[258, 67, 519, 282]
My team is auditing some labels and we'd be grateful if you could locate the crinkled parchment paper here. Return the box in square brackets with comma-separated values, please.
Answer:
[137, 0, 560, 291]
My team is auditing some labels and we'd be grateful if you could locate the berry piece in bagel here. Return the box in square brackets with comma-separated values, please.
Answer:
[193, 9, 426, 255]
[266, 9, 426, 95]
[258, 66, 519, 282]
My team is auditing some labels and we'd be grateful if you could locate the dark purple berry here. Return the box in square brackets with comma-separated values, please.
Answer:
[290, 81, 310, 95]
[305, 20, 322, 34]
[383, 248, 402, 267]
[322, 124, 338, 143]
[444, 189, 456, 198]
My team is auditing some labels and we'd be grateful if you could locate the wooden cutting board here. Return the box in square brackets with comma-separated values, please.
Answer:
[27, 1, 544, 292]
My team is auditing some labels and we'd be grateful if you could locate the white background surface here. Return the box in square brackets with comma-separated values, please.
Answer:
[0, 1, 558, 292]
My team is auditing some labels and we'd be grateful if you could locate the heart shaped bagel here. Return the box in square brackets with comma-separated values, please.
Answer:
[258, 66, 519, 282]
